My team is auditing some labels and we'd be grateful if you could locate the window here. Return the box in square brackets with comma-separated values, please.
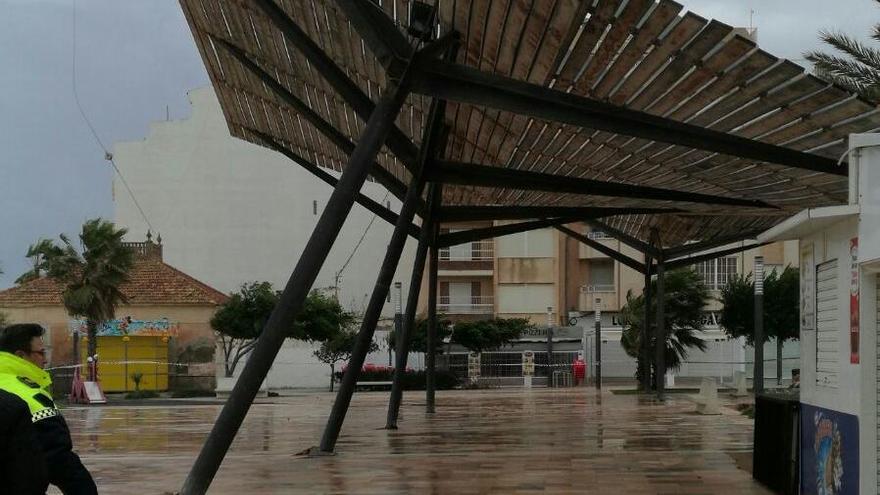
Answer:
[694, 257, 738, 290]
[588, 259, 614, 292]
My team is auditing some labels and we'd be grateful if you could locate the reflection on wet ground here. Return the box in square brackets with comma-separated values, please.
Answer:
[53, 388, 771, 494]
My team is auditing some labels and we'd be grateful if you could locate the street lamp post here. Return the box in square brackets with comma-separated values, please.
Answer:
[391, 281, 402, 367]
[754, 257, 764, 394]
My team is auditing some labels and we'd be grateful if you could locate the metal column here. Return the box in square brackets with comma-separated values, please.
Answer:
[654, 261, 666, 400]
[641, 261, 653, 393]
[181, 83, 411, 495]
[594, 302, 602, 390]
[425, 216, 440, 413]
[386, 186, 438, 428]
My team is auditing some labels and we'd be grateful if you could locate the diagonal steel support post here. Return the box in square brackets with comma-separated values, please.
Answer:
[180, 81, 412, 495]
[317, 148, 429, 454]
[386, 185, 438, 428]
[425, 194, 441, 414]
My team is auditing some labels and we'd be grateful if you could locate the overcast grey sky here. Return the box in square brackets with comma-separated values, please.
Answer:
[0, 0, 875, 288]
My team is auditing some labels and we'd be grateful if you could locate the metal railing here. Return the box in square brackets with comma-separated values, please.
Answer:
[438, 295, 494, 314]
[582, 284, 615, 293]
[439, 241, 494, 261]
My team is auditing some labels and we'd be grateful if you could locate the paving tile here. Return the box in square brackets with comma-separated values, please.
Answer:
[49, 388, 773, 494]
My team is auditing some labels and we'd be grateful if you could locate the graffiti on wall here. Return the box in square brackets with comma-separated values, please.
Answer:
[69, 317, 179, 337]
[801, 404, 859, 495]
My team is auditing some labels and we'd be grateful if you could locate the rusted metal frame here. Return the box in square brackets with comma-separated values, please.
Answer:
[665, 242, 771, 271]
[409, 58, 846, 176]
[663, 229, 766, 259]
[252, 0, 421, 169]
[555, 225, 648, 274]
[213, 36, 411, 202]
[583, 219, 663, 259]
[429, 160, 773, 208]
[245, 128, 421, 239]
[438, 205, 679, 222]
[439, 218, 579, 248]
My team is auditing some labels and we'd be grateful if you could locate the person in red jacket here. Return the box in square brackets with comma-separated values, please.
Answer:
[572, 354, 586, 386]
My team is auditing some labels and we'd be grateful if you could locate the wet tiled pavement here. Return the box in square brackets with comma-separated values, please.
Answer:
[53, 388, 771, 494]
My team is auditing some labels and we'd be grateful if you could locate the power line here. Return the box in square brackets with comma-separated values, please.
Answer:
[71, 0, 153, 232]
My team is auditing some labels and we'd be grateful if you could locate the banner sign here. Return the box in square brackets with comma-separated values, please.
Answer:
[801, 243, 816, 332]
[849, 237, 859, 364]
[69, 317, 178, 337]
[801, 404, 859, 494]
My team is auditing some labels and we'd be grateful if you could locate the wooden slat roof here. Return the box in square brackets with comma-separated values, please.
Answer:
[180, 0, 879, 248]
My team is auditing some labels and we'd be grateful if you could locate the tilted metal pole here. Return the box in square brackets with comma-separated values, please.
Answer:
[425, 215, 440, 413]
[594, 301, 602, 390]
[319, 165, 428, 453]
[641, 260, 653, 393]
[655, 261, 666, 400]
[386, 186, 437, 428]
[754, 256, 764, 394]
[180, 83, 412, 495]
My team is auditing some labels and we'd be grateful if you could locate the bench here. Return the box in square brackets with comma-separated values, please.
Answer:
[355, 380, 393, 391]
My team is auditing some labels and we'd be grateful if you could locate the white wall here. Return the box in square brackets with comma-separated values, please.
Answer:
[114, 87, 418, 389]
[112, 87, 416, 318]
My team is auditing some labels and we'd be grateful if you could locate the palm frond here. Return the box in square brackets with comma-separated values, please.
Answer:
[818, 31, 880, 70]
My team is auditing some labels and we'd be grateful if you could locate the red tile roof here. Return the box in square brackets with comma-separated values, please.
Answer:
[0, 258, 229, 308]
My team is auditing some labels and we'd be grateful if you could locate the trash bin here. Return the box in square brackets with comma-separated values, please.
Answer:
[753, 393, 799, 495]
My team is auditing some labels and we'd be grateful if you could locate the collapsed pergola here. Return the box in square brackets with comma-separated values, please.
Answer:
[176, 0, 880, 492]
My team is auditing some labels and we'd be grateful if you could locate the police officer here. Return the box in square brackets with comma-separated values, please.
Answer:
[0, 323, 97, 494]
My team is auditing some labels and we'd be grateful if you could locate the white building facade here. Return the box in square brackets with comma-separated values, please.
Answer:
[113, 87, 416, 389]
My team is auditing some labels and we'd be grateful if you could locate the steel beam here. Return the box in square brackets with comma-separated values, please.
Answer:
[253, 0, 420, 168]
[663, 229, 765, 259]
[428, 160, 774, 209]
[410, 58, 846, 176]
[330, 0, 414, 74]
[439, 206, 679, 222]
[426, 184, 442, 414]
[640, 260, 653, 393]
[246, 128, 421, 239]
[213, 37, 409, 202]
[555, 226, 648, 274]
[665, 242, 771, 271]
[655, 261, 666, 400]
[386, 187, 437, 428]
[181, 79, 413, 495]
[439, 218, 578, 248]
[318, 172, 427, 453]
[584, 219, 663, 260]
[386, 86, 448, 428]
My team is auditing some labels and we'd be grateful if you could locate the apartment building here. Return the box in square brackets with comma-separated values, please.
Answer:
[425, 222, 800, 382]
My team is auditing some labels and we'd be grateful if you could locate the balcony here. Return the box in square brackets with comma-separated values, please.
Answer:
[439, 240, 494, 273]
[578, 285, 617, 311]
[438, 295, 494, 315]
[578, 234, 616, 259]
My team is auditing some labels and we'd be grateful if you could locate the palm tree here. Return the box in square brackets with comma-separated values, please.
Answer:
[29, 219, 134, 379]
[620, 268, 710, 389]
[805, 1, 880, 102]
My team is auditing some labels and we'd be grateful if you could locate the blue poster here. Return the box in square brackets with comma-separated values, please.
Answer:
[800, 404, 859, 495]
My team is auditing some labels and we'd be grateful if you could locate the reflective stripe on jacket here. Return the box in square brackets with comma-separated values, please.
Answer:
[0, 351, 58, 423]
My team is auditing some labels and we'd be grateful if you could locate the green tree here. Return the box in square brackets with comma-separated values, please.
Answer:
[451, 318, 532, 354]
[26, 219, 135, 378]
[15, 239, 55, 285]
[211, 281, 278, 377]
[719, 266, 800, 381]
[313, 330, 378, 391]
[805, 1, 880, 102]
[386, 316, 453, 354]
[211, 284, 354, 377]
[620, 268, 710, 388]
